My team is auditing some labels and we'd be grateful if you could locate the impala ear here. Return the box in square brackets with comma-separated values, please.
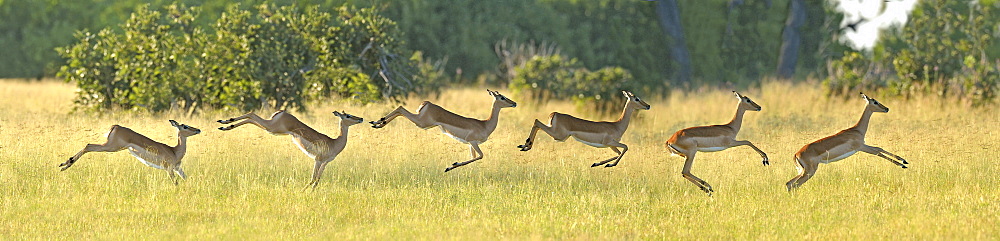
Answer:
[621, 90, 630, 97]
[169, 120, 179, 127]
[860, 92, 869, 100]
[733, 91, 742, 98]
[487, 89, 495, 96]
[332, 111, 341, 117]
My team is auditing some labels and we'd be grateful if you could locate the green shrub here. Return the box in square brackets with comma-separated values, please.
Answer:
[510, 55, 634, 114]
[57, 2, 416, 113]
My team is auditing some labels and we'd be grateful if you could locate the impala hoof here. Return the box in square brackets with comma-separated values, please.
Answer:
[590, 163, 602, 167]
[763, 160, 770, 166]
[901, 165, 908, 169]
[444, 166, 455, 172]
[604, 163, 617, 168]
[902, 160, 909, 165]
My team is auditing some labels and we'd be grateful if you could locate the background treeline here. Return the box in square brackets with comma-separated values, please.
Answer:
[824, 0, 1000, 106]
[1, 0, 998, 113]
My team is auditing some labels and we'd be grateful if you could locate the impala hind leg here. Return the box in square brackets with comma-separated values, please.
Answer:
[787, 157, 819, 191]
[680, 152, 714, 195]
[862, 145, 908, 167]
[518, 119, 568, 151]
[445, 143, 484, 172]
[218, 113, 271, 131]
[371, 106, 437, 129]
[60, 142, 127, 171]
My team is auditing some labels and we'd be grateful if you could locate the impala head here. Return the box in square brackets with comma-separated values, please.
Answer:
[733, 91, 762, 111]
[861, 92, 889, 113]
[487, 89, 517, 108]
[622, 90, 651, 110]
[169, 120, 202, 137]
[333, 111, 365, 126]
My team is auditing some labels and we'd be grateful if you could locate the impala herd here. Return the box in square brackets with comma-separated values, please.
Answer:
[59, 90, 909, 195]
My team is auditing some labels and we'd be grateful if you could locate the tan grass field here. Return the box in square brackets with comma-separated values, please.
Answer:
[0, 79, 997, 239]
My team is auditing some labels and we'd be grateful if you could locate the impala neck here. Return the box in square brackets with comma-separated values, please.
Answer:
[484, 101, 504, 133]
[726, 106, 747, 133]
[337, 122, 351, 143]
[614, 103, 635, 132]
[853, 106, 875, 136]
[174, 134, 188, 159]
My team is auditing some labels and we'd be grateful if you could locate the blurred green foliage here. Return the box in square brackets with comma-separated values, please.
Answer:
[57, 3, 411, 113]
[509, 55, 633, 114]
[824, 0, 999, 105]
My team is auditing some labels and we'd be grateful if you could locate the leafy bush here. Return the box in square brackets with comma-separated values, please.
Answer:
[822, 51, 887, 96]
[825, 0, 999, 105]
[510, 55, 634, 114]
[57, 2, 415, 113]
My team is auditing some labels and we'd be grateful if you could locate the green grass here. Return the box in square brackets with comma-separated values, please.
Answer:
[1, 80, 997, 239]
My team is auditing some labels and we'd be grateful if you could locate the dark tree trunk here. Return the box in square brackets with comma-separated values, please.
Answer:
[655, 0, 691, 84]
[776, 0, 806, 79]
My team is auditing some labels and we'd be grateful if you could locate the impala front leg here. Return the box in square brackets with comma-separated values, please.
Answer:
[445, 143, 484, 172]
[217, 112, 255, 124]
[167, 169, 179, 185]
[370, 106, 405, 128]
[861, 145, 907, 168]
[519, 119, 568, 151]
[869, 145, 908, 165]
[604, 144, 628, 167]
[306, 158, 332, 189]
[733, 140, 769, 165]
[592, 144, 628, 168]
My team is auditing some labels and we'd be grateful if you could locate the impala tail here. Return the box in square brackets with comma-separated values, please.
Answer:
[666, 143, 685, 157]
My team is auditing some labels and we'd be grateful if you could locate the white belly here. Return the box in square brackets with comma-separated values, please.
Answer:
[573, 136, 607, 148]
[441, 128, 471, 144]
[292, 137, 319, 159]
[128, 146, 165, 169]
[698, 146, 729, 152]
[821, 150, 858, 164]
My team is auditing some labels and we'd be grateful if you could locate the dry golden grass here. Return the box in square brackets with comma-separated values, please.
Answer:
[0, 79, 997, 239]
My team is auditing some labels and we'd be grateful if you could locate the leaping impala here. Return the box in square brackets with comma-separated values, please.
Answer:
[786, 93, 909, 191]
[517, 91, 650, 168]
[217, 110, 364, 188]
[59, 120, 202, 185]
[666, 91, 768, 195]
[369, 90, 517, 172]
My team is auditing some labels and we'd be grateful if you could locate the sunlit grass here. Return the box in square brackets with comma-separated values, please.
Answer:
[0, 79, 997, 239]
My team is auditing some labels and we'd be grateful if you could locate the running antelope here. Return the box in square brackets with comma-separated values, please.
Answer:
[217, 111, 364, 188]
[59, 120, 202, 185]
[786, 93, 909, 191]
[666, 91, 769, 195]
[369, 90, 517, 172]
[517, 91, 651, 168]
